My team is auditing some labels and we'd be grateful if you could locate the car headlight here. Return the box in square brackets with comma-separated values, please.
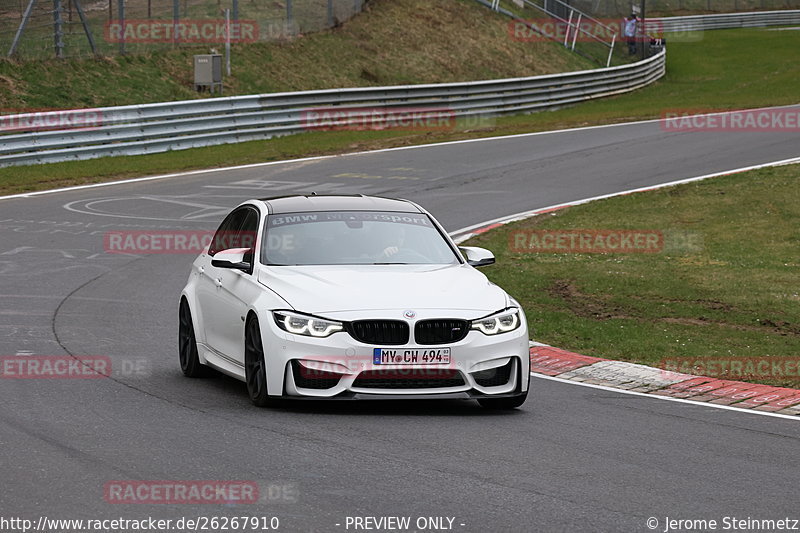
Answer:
[273, 311, 343, 338]
[471, 308, 520, 335]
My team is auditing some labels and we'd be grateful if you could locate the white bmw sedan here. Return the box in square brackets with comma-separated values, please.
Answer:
[179, 195, 530, 409]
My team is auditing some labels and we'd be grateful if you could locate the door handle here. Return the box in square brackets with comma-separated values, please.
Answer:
[215, 277, 223, 287]
[198, 266, 205, 274]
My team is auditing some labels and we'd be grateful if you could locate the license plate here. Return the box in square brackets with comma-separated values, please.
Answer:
[373, 348, 451, 365]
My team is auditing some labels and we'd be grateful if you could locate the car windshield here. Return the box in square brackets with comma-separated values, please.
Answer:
[261, 210, 460, 266]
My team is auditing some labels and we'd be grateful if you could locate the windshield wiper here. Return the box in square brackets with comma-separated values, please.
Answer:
[371, 262, 411, 265]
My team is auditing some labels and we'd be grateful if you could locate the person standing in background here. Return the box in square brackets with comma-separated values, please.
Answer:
[624, 13, 638, 55]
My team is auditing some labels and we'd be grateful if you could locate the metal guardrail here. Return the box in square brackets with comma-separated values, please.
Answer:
[0, 50, 665, 167]
[653, 9, 800, 32]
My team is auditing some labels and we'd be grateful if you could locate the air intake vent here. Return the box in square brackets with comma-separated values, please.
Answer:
[353, 369, 465, 389]
[471, 360, 514, 388]
[414, 319, 469, 345]
[291, 360, 342, 390]
[347, 320, 409, 345]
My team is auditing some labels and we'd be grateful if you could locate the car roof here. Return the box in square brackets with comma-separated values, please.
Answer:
[257, 194, 422, 214]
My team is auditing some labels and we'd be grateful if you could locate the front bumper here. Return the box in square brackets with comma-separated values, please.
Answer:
[261, 310, 530, 398]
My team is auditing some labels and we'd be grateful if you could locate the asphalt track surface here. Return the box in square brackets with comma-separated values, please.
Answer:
[1, 115, 799, 532]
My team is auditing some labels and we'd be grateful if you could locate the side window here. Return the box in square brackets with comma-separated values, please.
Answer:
[208, 208, 247, 257]
[240, 209, 259, 266]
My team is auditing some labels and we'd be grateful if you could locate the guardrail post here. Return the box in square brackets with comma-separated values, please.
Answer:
[640, 0, 646, 61]
[564, 10, 573, 46]
[173, 0, 179, 48]
[73, 0, 98, 56]
[571, 13, 581, 51]
[225, 8, 231, 76]
[8, 0, 36, 57]
[117, 0, 125, 55]
[54, 0, 65, 58]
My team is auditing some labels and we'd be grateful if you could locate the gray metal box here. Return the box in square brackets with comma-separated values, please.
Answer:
[194, 54, 222, 92]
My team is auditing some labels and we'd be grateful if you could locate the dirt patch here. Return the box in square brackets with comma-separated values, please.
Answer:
[547, 279, 798, 336]
[629, 294, 738, 313]
[547, 279, 633, 321]
[757, 318, 800, 335]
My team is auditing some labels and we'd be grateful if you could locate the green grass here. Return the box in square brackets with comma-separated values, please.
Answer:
[0, 0, 590, 109]
[1, 26, 798, 196]
[464, 164, 800, 387]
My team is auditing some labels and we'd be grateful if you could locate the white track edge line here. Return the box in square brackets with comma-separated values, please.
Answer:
[450, 155, 800, 238]
[531, 372, 800, 421]
[3, 103, 798, 202]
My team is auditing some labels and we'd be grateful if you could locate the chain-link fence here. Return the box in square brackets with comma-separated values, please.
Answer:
[495, 0, 636, 67]
[572, 0, 800, 17]
[493, 0, 799, 66]
[1, 0, 365, 59]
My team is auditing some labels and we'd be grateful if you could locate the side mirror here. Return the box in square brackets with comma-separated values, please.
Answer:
[211, 248, 251, 272]
[460, 246, 495, 267]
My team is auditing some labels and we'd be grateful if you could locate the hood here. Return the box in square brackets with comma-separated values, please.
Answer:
[257, 264, 507, 315]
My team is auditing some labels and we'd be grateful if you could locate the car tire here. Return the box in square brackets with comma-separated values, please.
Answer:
[244, 316, 277, 407]
[179, 299, 208, 378]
